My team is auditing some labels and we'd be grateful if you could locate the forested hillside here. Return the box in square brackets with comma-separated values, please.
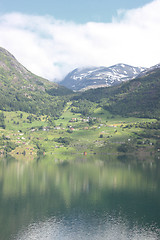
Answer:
[0, 47, 72, 117]
[74, 68, 160, 119]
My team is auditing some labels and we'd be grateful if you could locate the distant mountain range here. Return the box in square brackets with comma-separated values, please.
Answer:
[60, 64, 146, 91]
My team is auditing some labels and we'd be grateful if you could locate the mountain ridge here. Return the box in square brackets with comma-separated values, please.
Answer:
[0, 47, 57, 90]
[60, 63, 146, 91]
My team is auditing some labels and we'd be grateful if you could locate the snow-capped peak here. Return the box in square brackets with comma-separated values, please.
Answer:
[60, 63, 146, 91]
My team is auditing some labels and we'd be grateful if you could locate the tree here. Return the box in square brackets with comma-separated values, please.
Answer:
[47, 117, 55, 127]
[20, 113, 23, 118]
[27, 115, 34, 123]
[0, 111, 6, 129]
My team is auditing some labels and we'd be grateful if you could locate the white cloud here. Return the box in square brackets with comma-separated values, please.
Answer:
[0, 0, 160, 81]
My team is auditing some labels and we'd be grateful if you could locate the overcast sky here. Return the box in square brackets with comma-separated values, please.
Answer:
[0, 0, 160, 81]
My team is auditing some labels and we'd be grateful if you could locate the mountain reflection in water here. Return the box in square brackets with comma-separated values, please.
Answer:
[0, 154, 160, 240]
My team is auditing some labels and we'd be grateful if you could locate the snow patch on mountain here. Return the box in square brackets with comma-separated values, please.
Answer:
[138, 63, 160, 77]
[60, 63, 146, 91]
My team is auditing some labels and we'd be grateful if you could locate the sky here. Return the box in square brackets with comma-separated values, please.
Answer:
[0, 0, 160, 81]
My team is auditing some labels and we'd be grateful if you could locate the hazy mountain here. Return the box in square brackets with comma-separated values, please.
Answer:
[60, 64, 146, 91]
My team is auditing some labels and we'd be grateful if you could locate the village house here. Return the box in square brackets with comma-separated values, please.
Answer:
[69, 118, 77, 122]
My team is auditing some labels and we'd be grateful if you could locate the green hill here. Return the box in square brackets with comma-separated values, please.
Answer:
[0, 47, 72, 117]
[76, 67, 160, 119]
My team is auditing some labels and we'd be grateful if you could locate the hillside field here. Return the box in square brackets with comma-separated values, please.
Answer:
[0, 104, 159, 162]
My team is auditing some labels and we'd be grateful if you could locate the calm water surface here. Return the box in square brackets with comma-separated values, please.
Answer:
[0, 155, 160, 240]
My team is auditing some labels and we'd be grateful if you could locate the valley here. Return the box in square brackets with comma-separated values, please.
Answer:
[0, 46, 160, 161]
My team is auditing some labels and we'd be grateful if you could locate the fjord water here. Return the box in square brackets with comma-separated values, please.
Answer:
[0, 155, 160, 240]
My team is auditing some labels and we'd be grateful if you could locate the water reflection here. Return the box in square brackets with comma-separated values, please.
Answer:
[0, 155, 160, 240]
[15, 214, 159, 240]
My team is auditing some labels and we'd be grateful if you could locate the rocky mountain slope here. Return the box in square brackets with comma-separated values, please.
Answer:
[60, 64, 146, 91]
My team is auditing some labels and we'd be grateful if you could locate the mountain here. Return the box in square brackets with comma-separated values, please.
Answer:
[75, 64, 160, 119]
[0, 47, 72, 116]
[137, 63, 160, 77]
[60, 64, 146, 91]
